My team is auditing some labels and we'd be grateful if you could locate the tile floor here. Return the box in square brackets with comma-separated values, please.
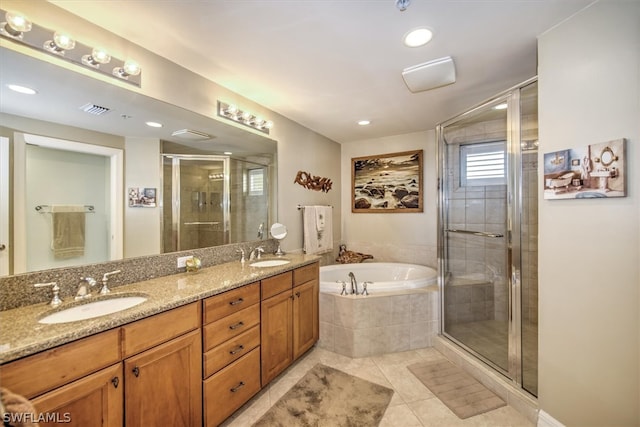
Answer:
[222, 346, 535, 427]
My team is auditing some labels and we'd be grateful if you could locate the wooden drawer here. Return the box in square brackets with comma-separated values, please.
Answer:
[203, 304, 260, 351]
[203, 282, 260, 325]
[0, 329, 120, 399]
[121, 302, 200, 358]
[294, 262, 319, 286]
[203, 325, 260, 378]
[261, 271, 293, 300]
[204, 347, 261, 427]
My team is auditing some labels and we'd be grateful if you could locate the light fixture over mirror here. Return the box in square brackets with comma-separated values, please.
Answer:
[218, 101, 273, 134]
[0, 8, 142, 87]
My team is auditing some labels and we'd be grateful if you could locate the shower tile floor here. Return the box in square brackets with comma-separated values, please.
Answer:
[447, 320, 538, 396]
[222, 346, 534, 426]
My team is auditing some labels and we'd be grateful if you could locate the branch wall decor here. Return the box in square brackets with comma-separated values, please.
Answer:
[294, 171, 333, 193]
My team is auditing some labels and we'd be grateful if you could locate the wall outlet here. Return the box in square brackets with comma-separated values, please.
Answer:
[177, 255, 193, 269]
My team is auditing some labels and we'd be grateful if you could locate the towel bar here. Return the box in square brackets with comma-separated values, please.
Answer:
[35, 205, 95, 213]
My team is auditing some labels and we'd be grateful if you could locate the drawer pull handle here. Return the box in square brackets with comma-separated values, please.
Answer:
[111, 377, 119, 388]
[230, 381, 245, 393]
[229, 298, 244, 306]
[132, 366, 140, 377]
[229, 345, 245, 355]
[229, 321, 244, 330]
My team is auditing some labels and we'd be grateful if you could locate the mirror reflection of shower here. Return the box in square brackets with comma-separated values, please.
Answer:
[162, 154, 271, 253]
[162, 155, 230, 252]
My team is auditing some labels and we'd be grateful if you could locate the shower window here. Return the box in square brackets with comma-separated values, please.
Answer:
[460, 141, 506, 186]
[247, 168, 265, 196]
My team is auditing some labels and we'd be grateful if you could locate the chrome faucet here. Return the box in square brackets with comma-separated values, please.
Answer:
[75, 276, 97, 300]
[99, 270, 121, 295]
[348, 272, 358, 295]
[249, 246, 265, 261]
[257, 222, 264, 240]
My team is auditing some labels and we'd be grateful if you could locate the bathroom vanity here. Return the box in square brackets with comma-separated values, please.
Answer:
[0, 255, 319, 427]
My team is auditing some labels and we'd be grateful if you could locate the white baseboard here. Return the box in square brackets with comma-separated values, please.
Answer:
[538, 410, 565, 427]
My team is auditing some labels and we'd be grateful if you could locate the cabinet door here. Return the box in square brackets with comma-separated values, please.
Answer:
[124, 330, 202, 427]
[293, 279, 319, 360]
[31, 363, 123, 427]
[260, 290, 293, 385]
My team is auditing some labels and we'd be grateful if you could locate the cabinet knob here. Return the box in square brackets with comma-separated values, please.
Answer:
[111, 376, 120, 388]
[132, 366, 140, 377]
[296, 291, 301, 298]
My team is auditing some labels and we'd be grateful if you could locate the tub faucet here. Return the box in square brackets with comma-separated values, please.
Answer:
[348, 272, 358, 295]
[75, 276, 97, 300]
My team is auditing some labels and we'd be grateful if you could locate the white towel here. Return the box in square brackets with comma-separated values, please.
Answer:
[50, 205, 86, 259]
[303, 206, 333, 255]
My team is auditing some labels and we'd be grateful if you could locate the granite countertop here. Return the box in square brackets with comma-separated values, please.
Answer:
[0, 254, 319, 364]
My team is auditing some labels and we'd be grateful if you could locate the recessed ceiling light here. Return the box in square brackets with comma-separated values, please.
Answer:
[145, 121, 163, 128]
[224, 151, 233, 155]
[404, 28, 433, 48]
[7, 84, 37, 95]
[358, 120, 371, 126]
[493, 103, 508, 110]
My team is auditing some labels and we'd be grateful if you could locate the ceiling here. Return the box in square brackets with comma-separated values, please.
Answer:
[48, 0, 592, 143]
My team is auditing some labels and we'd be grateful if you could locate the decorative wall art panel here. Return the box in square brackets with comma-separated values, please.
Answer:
[543, 138, 626, 199]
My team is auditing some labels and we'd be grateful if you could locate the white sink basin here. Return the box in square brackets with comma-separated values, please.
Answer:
[250, 259, 291, 268]
[39, 295, 148, 324]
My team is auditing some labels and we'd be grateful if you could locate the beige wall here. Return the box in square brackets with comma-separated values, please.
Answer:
[340, 130, 437, 267]
[538, 1, 640, 426]
[124, 137, 161, 258]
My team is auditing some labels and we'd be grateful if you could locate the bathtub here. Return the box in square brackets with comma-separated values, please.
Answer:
[320, 262, 437, 294]
[318, 263, 439, 358]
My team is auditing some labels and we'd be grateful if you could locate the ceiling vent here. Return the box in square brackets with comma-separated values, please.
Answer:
[402, 56, 456, 93]
[171, 129, 213, 141]
[79, 103, 111, 115]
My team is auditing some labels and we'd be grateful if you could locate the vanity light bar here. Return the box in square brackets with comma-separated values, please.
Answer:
[0, 9, 142, 87]
[217, 101, 273, 135]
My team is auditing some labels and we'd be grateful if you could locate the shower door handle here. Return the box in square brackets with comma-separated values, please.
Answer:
[445, 229, 504, 238]
[183, 222, 220, 225]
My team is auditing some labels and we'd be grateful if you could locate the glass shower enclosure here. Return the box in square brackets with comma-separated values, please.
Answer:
[437, 78, 538, 396]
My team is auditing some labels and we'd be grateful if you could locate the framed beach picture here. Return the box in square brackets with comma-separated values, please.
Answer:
[351, 149, 423, 213]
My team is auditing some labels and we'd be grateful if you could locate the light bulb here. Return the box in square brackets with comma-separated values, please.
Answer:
[4, 11, 31, 36]
[123, 60, 141, 76]
[53, 32, 75, 50]
[82, 47, 111, 68]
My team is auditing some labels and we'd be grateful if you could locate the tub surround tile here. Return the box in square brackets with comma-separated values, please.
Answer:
[0, 252, 319, 364]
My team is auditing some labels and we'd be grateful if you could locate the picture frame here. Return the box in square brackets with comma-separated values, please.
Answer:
[351, 149, 423, 213]
[543, 138, 626, 199]
[128, 187, 157, 207]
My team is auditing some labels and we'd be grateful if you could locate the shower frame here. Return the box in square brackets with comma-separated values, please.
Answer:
[436, 76, 537, 395]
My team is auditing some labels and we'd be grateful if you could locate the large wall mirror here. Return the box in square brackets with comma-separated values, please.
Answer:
[0, 46, 277, 277]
